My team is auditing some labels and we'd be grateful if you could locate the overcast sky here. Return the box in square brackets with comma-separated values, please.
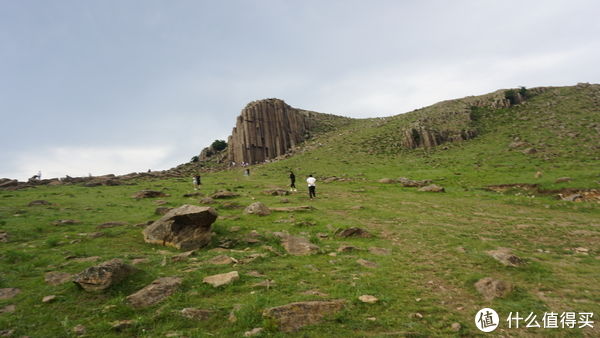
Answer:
[1, 0, 599, 180]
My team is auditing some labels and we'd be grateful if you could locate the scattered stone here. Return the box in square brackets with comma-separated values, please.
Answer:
[358, 295, 378, 304]
[228, 304, 242, 323]
[183, 192, 203, 197]
[0, 304, 16, 314]
[280, 198, 290, 203]
[180, 308, 212, 321]
[143, 205, 217, 250]
[555, 177, 572, 183]
[0, 231, 7, 242]
[412, 312, 424, 319]
[171, 250, 196, 262]
[301, 289, 329, 297]
[335, 227, 372, 238]
[350, 205, 364, 210]
[199, 197, 216, 204]
[486, 248, 524, 267]
[368, 247, 391, 256]
[131, 258, 149, 265]
[356, 259, 378, 268]
[244, 328, 264, 337]
[253, 279, 276, 288]
[534, 171, 543, 178]
[263, 189, 289, 196]
[96, 221, 128, 229]
[155, 207, 173, 215]
[211, 191, 239, 199]
[0, 329, 15, 337]
[522, 147, 537, 154]
[509, 141, 528, 149]
[263, 300, 346, 332]
[126, 276, 182, 308]
[203, 271, 239, 287]
[574, 247, 589, 254]
[42, 295, 57, 303]
[561, 193, 583, 202]
[246, 271, 266, 278]
[278, 233, 319, 256]
[44, 271, 73, 286]
[88, 232, 104, 238]
[451, 322, 461, 332]
[208, 255, 237, 265]
[270, 206, 314, 212]
[418, 184, 445, 192]
[244, 202, 271, 216]
[73, 325, 86, 336]
[397, 177, 432, 187]
[52, 219, 79, 226]
[28, 200, 51, 206]
[316, 232, 328, 239]
[0, 288, 20, 300]
[111, 320, 135, 331]
[154, 199, 168, 205]
[132, 190, 168, 199]
[73, 259, 137, 292]
[378, 178, 395, 184]
[68, 256, 101, 263]
[474, 277, 513, 300]
[337, 244, 359, 253]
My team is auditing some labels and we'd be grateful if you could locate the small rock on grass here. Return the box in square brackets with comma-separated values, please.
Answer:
[474, 277, 512, 300]
[126, 276, 182, 308]
[111, 320, 136, 331]
[358, 295, 378, 304]
[45, 271, 73, 286]
[42, 295, 57, 303]
[451, 322, 461, 332]
[0, 288, 21, 300]
[244, 328, 264, 337]
[180, 308, 213, 321]
[72, 325, 86, 336]
[368, 247, 391, 256]
[0, 304, 16, 314]
[203, 271, 239, 287]
[356, 258, 378, 268]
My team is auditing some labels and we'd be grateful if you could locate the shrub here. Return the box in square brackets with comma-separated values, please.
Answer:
[211, 140, 227, 151]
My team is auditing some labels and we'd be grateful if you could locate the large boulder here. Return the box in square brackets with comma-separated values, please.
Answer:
[143, 205, 217, 250]
[73, 259, 137, 292]
[126, 276, 182, 308]
[244, 202, 271, 216]
[263, 300, 346, 332]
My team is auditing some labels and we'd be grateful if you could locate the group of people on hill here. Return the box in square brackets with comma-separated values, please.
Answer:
[192, 170, 317, 199]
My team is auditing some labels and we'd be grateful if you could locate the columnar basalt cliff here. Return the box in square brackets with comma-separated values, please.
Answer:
[226, 99, 315, 165]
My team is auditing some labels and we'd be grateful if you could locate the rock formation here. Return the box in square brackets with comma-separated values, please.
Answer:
[226, 99, 316, 165]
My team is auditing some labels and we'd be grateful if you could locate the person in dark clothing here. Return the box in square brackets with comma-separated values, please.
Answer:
[193, 175, 201, 190]
[289, 171, 297, 191]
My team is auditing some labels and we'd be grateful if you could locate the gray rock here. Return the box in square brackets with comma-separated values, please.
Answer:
[181, 308, 213, 321]
[73, 259, 137, 292]
[335, 227, 372, 238]
[203, 271, 239, 287]
[132, 190, 168, 199]
[263, 300, 346, 332]
[418, 184, 445, 192]
[475, 277, 512, 300]
[143, 205, 217, 250]
[486, 248, 524, 267]
[126, 276, 182, 308]
[211, 191, 239, 199]
[278, 233, 319, 256]
[45, 271, 73, 286]
[244, 202, 271, 216]
[0, 288, 21, 300]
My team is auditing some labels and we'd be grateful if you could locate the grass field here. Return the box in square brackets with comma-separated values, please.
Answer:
[1, 85, 599, 337]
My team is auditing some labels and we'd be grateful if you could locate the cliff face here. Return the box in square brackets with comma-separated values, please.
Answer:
[226, 99, 314, 165]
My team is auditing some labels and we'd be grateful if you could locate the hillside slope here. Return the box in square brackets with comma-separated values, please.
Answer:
[0, 84, 598, 337]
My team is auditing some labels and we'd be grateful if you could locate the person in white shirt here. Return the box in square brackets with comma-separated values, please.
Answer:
[306, 174, 316, 199]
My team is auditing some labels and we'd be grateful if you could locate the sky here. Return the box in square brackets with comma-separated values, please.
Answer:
[1, 0, 599, 181]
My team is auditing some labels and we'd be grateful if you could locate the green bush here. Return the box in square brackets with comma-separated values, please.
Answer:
[211, 140, 228, 151]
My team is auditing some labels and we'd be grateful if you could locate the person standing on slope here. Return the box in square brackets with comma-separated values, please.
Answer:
[306, 174, 316, 199]
[289, 171, 297, 192]
[193, 175, 201, 190]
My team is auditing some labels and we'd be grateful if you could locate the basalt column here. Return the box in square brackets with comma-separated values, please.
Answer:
[227, 99, 312, 165]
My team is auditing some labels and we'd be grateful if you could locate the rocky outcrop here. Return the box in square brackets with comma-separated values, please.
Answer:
[226, 99, 316, 165]
[73, 259, 137, 292]
[142, 205, 217, 250]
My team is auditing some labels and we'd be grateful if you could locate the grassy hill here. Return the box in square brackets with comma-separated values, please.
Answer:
[1, 84, 599, 337]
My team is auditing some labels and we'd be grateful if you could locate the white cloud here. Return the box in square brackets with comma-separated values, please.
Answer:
[9, 145, 173, 181]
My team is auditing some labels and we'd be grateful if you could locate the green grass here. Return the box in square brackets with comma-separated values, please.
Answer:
[1, 85, 599, 337]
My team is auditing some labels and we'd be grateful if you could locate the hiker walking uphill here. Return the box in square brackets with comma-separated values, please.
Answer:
[193, 175, 201, 190]
[306, 174, 316, 199]
[289, 171, 297, 192]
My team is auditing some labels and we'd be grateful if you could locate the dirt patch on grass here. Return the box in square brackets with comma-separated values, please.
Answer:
[485, 184, 600, 202]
